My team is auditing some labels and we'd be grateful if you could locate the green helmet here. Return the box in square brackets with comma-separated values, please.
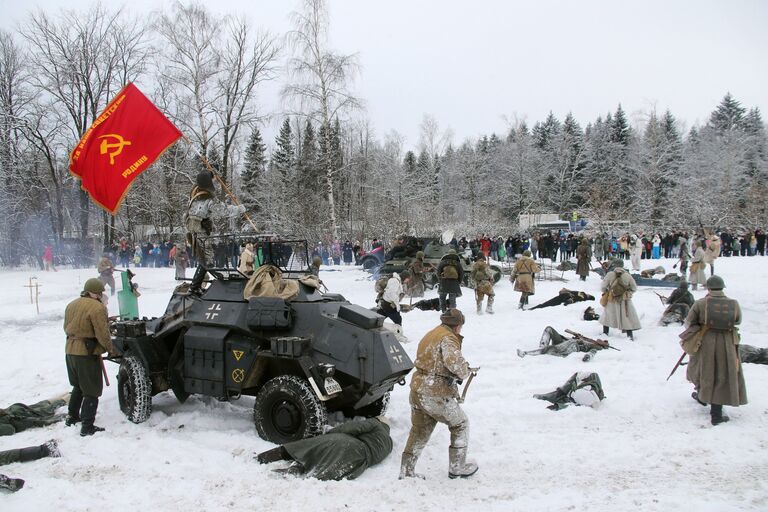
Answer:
[612, 258, 625, 268]
[706, 275, 725, 290]
[416, 251, 425, 260]
[312, 256, 322, 266]
[84, 278, 105, 294]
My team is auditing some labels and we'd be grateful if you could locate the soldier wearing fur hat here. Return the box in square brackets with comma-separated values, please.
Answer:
[64, 278, 119, 436]
[470, 253, 495, 314]
[96, 253, 116, 296]
[682, 275, 747, 425]
[400, 308, 479, 480]
[510, 250, 541, 309]
[184, 170, 245, 265]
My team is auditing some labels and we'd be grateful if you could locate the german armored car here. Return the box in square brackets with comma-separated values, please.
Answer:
[110, 239, 413, 444]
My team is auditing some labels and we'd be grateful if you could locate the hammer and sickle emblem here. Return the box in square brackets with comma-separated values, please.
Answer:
[98, 134, 132, 165]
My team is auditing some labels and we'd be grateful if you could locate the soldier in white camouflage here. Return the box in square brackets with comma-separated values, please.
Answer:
[184, 170, 245, 265]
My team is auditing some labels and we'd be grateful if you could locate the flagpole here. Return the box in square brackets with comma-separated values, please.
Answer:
[183, 136, 259, 232]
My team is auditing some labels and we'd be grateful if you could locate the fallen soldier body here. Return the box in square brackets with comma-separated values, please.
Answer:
[659, 281, 695, 326]
[0, 440, 60, 493]
[517, 326, 610, 362]
[528, 289, 594, 310]
[533, 372, 606, 411]
[255, 418, 392, 480]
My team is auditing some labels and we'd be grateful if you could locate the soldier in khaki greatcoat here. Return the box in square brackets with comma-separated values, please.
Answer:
[510, 250, 541, 309]
[400, 309, 478, 480]
[682, 275, 747, 425]
[64, 278, 119, 436]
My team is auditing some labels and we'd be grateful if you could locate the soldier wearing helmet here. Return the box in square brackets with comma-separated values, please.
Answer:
[63, 278, 119, 436]
[682, 275, 747, 425]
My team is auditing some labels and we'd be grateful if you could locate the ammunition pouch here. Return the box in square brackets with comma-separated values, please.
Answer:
[84, 338, 98, 355]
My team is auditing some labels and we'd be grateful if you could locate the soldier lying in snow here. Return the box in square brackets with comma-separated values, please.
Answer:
[659, 281, 695, 326]
[533, 372, 606, 411]
[739, 344, 768, 365]
[255, 418, 392, 480]
[528, 289, 595, 310]
[517, 327, 610, 362]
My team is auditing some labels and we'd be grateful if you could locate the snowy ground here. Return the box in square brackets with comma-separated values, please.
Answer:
[1, 256, 767, 511]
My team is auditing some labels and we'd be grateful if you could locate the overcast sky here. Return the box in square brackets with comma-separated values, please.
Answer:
[3, 0, 767, 150]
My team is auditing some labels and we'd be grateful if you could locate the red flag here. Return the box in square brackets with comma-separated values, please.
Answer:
[69, 83, 182, 214]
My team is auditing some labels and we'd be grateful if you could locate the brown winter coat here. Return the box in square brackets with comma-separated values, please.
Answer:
[684, 291, 747, 406]
[576, 242, 591, 277]
[704, 238, 720, 264]
[64, 296, 115, 356]
[511, 256, 541, 294]
[411, 324, 470, 399]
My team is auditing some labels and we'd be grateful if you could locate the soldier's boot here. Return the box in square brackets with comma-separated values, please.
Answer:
[80, 397, 105, 437]
[17, 441, 58, 463]
[256, 446, 290, 464]
[518, 296, 525, 310]
[0, 474, 25, 492]
[486, 297, 494, 315]
[533, 387, 568, 404]
[626, 330, 634, 340]
[399, 452, 425, 480]
[448, 446, 478, 479]
[710, 404, 730, 426]
[603, 325, 609, 335]
[476, 301, 483, 315]
[66, 388, 83, 426]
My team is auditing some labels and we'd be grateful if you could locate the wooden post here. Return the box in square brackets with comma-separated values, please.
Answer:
[23, 277, 42, 314]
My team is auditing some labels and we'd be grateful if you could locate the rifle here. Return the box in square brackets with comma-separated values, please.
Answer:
[565, 329, 621, 351]
[458, 367, 480, 403]
[666, 351, 687, 381]
[653, 291, 667, 305]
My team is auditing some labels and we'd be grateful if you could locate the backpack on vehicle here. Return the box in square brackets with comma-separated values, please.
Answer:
[441, 260, 459, 280]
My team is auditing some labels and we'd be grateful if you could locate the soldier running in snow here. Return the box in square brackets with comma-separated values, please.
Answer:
[436, 249, 463, 312]
[470, 253, 495, 314]
[400, 309, 479, 479]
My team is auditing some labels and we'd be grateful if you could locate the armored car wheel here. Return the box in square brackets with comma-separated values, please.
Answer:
[253, 375, 327, 444]
[117, 355, 152, 423]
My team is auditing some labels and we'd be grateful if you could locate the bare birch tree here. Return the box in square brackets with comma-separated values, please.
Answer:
[284, 0, 362, 239]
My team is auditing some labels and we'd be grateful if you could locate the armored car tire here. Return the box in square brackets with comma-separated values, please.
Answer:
[355, 391, 390, 417]
[253, 375, 327, 444]
[117, 354, 152, 423]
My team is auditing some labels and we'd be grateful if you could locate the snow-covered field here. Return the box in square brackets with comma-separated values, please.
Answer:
[2, 256, 767, 511]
